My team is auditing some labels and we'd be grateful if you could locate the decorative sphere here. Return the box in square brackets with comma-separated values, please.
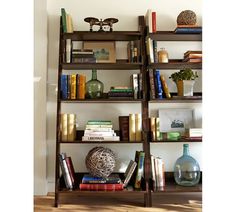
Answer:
[85, 146, 116, 178]
[177, 10, 197, 25]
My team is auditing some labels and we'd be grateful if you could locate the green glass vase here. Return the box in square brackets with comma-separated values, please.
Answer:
[85, 69, 104, 99]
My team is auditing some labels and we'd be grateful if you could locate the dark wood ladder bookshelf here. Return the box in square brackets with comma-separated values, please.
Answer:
[55, 17, 202, 208]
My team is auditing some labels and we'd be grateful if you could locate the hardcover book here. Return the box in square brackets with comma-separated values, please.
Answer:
[148, 69, 156, 99]
[123, 160, 137, 187]
[130, 74, 139, 99]
[67, 114, 76, 141]
[174, 27, 202, 34]
[135, 113, 142, 141]
[160, 75, 171, 98]
[78, 75, 86, 99]
[60, 74, 68, 100]
[119, 116, 129, 141]
[82, 174, 121, 184]
[79, 183, 124, 191]
[134, 151, 145, 189]
[60, 113, 68, 141]
[129, 114, 136, 141]
[155, 70, 163, 99]
[82, 136, 120, 141]
[70, 74, 77, 99]
[65, 156, 76, 186]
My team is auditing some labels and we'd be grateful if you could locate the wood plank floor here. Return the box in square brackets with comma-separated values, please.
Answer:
[34, 192, 202, 212]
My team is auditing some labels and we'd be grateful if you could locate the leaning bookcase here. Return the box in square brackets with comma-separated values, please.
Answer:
[54, 16, 153, 207]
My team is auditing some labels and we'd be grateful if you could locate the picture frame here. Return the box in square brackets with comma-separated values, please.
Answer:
[158, 108, 194, 133]
[83, 41, 116, 63]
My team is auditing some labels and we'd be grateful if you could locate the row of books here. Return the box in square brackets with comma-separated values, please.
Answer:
[79, 151, 145, 191]
[119, 114, 142, 142]
[183, 50, 202, 63]
[60, 113, 77, 141]
[145, 9, 157, 33]
[148, 69, 171, 100]
[71, 48, 96, 63]
[60, 74, 86, 100]
[127, 40, 141, 63]
[61, 8, 74, 33]
[58, 153, 76, 190]
[174, 24, 202, 34]
[82, 120, 120, 141]
[107, 86, 134, 99]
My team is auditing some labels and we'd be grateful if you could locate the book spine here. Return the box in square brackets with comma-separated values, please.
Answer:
[79, 183, 124, 191]
[123, 162, 137, 187]
[160, 75, 171, 98]
[130, 74, 138, 99]
[60, 114, 68, 141]
[85, 124, 113, 128]
[67, 75, 71, 99]
[175, 28, 202, 34]
[78, 75, 86, 99]
[61, 8, 67, 33]
[119, 116, 129, 141]
[129, 114, 136, 141]
[148, 69, 156, 99]
[65, 156, 76, 186]
[66, 39, 71, 63]
[66, 14, 73, 33]
[150, 155, 157, 191]
[134, 151, 145, 189]
[156, 157, 165, 190]
[147, 38, 154, 63]
[70, 74, 77, 99]
[82, 136, 120, 141]
[58, 154, 70, 189]
[87, 120, 112, 125]
[155, 117, 162, 140]
[135, 113, 142, 141]
[72, 57, 96, 63]
[67, 114, 76, 141]
[60, 74, 68, 100]
[155, 70, 163, 99]
[150, 117, 156, 141]
[153, 40, 158, 63]
[152, 11, 156, 33]
[138, 73, 143, 99]
[59, 153, 73, 189]
[76, 74, 80, 99]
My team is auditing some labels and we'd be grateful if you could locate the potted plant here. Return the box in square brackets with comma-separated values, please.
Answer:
[169, 68, 198, 96]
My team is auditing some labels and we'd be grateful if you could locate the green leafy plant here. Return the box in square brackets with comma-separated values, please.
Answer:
[169, 68, 198, 83]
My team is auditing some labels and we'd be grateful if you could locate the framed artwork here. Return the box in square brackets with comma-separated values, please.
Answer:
[83, 41, 116, 63]
[158, 108, 194, 133]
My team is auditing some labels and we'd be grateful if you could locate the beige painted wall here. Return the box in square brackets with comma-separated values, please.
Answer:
[46, 0, 202, 192]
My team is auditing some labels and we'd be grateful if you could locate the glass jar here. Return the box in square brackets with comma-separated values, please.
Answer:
[174, 144, 201, 186]
[85, 69, 104, 99]
[158, 48, 169, 63]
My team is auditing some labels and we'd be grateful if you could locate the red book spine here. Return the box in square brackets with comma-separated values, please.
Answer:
[79, 183, 124, 191]
[65, 157, 76, 186]
[152, 12, 156, 33]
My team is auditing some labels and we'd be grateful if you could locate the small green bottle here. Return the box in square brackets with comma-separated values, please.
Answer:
[85, 69, 104, 99]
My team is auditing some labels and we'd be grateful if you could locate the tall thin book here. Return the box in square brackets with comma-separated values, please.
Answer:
[123, 160, 137, 187]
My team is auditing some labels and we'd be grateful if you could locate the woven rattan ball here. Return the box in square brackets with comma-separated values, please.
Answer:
[85, 146, 116, 178]
[177, 10, 197, 25]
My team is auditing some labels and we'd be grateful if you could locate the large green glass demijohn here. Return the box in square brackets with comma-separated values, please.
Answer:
[85, 69, 104, 99]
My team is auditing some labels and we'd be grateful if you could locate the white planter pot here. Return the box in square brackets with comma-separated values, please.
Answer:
[183, 80, 195, 96]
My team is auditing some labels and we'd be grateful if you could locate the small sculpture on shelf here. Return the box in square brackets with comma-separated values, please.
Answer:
[84, 17, 119, 32]
[177, 10, 197, 25]
[85, 146, 116, 178]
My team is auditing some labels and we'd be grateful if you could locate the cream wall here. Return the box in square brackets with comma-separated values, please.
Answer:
[46, 0, 202, 192]
[34, 0, 47, 195]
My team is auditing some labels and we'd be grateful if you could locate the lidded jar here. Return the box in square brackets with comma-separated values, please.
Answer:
[174, 144, 201, 186]
[85, 69, 104, 99]
[158, 48, 169, 63]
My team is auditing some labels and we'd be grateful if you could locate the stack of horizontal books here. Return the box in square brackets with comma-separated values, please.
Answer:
[82, 120, 120, 141]
[107, 86, 134, 99]
[71, 49, 96, 63]
[174, 24, 202, 34]
[183, 50, 202, 63]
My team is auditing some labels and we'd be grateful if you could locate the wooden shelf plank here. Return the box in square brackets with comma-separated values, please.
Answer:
[62, 31, 142, 41]
[148, 59, 202, 69]
[59, 141, 143, 144]
[154, 183, 202, 193]
[61, 99, 144, 103]
[151, 138, 202, 143]
[62, 60, 143, 70]
[149, 31, 202, 41]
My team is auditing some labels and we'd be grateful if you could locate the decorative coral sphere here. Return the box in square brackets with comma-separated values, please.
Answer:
[85, 147, 116, 178]
[177, 10, 197, 25]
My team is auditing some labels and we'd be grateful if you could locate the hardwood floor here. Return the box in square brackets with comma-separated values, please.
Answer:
[34, 192, 202, 211]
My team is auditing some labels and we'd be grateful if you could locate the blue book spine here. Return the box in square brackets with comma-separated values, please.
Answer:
[60, 74, 68, 99]
[175, 27, 202, 34]
[155, 70, 163, 99]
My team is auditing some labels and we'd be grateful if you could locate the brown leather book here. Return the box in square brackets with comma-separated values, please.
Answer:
[119, 116, 129, 141]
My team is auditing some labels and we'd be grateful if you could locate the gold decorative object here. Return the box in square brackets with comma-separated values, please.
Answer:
[158, 48, 169, 63]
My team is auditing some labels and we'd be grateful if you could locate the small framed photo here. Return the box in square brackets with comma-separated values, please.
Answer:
[159, 108, 194, 133]
[83, 41, 116, 63]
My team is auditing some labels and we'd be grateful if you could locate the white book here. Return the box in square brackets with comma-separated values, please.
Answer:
[145, 9, 152, 33]
[84, 131, 116, 137]
[82, 136, 120, 141]
[123, 160, 137, 187]
[66, 39, 71, 63]
[84, 129, 114, 133]
[85, 124, 113, 129]
[150, 155, 156, 191]
[155, 157, 165, 189]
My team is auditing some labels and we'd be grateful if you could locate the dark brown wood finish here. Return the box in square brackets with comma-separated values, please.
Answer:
[149, 31, 202, 41]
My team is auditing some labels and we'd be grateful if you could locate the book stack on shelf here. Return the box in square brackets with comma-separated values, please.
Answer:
[148, 69, 171, 100]
[183, 50, 202, 63]
[107, 86, 134, 99]
[184, 128, 202, 140]
[150, 117, 162, 141]
[71, 49, 96, 63]
[60, 74, 86, 100]
[150, 155, 165, 191]
[119, 114, 142, 142]
[174, 24, 202, 34]
[82, 120, 120, 141]
[60, 113, 77, 141]
[80, 173, 124, 191]
[59, 153, 76, 190]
